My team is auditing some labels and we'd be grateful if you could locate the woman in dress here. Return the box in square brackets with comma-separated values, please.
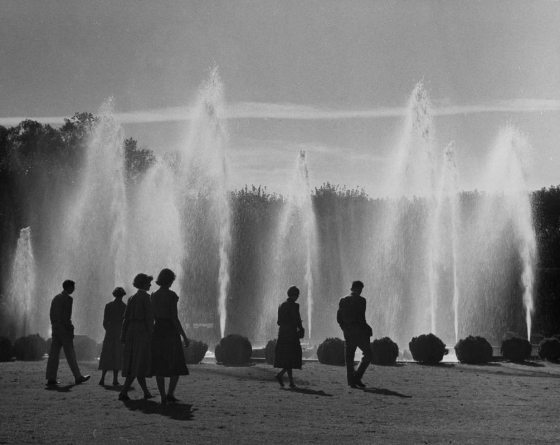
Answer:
[150, 268, 189, 405]
[119, 273, 154, 401]
[274, 286, 305, 388]
[98, 287, 126, 386]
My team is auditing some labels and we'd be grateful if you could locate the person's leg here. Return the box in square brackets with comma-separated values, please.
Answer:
[287, 369, 295, 388]
[275, 368, 286, 386]
[119, 376, 134, 400]
[112, 370, 119, 386]
[46, 335, 62, 382]
[99, 370, 107, 385]
[354, 339, 373, 384]
[137, 376, 151, 398]
[60, 336, 82, 380]
[167, 375, 179, 400]
[156, 376, 166, 403]
[344, 339, 358, 386]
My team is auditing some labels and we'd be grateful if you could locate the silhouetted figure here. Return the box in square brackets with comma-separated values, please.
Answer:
[150, 268, 190, 405]
[98, 287, 127, 386]
[274, 286, 304, 388]
[45, 280, 91, 386]
[119, 274, 154, 401]
[337, 280, 373, 388]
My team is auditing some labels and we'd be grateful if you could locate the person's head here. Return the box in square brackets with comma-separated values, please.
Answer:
[132, 273, 153, 291]
[351, 280, 364, 295]
[287, 286, 300, 301]
[156, 268, 176, 288]
[62, 280, 75, 294]
[112, 287, 126, 299]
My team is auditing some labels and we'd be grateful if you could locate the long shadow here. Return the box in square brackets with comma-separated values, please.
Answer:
[100, 384, 127, 392]
[360, 387, 412, 398]
[45, 384, 74, 392]
[281, 387, 332, 397]
[512, 360, 545, 368]
[123, 399, 196, 421]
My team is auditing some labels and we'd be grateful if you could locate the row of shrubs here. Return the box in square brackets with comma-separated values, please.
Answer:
[3, 333, 560, 366]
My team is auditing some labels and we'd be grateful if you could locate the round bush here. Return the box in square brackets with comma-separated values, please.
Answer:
[74, 335, 100, 360]
[501, 337, 531, 362]
[215, 334, 252, 365]
[455, 336, 493, 364]
[14, 334, 47, 361]
[538, 338, 560, 362]
[265, 339, 276, 365]
[409, 333, 448, 364]
[317, 337, 345, 366]
[0, 337, 13, 362]
[371, 337, 399, 365]
[184, 339, 208, 364]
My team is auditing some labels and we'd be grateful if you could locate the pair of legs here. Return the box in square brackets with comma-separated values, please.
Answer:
[344, 336, 372, 388]
[46, 332, 86, 384]
[99, 369, 119, 386]
[275, 368, 295, 388]
[119, 375, 151, 400]
[156, 375, 181, 404]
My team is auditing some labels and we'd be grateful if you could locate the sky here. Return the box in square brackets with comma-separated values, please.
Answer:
[1, 0, 559, 196]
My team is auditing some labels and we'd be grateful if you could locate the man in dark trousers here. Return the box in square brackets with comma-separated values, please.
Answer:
[45, 280, 90, 386]
[337, 280, 373, 388]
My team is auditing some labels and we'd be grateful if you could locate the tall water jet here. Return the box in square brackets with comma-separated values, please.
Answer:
[180, 69, 231, 338]
[7, 227, 36, 338]
[57, 99, 128, 338]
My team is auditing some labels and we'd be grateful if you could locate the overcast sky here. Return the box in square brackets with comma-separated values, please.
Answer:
[1, 0, 559, 195]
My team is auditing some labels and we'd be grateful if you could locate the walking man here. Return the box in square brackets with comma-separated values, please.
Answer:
[45, 280, 90, 386]
[337, 280, 373, 388]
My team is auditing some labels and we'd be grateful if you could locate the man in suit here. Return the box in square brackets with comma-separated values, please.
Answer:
[45, 280, 90, 386]
[337, 280, 373, 388]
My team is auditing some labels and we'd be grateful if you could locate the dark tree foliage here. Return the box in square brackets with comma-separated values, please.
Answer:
[409, 333, 448, 364]
[538, 337, 560, 362]
[316, 337, 345, 366]
[14, 334, 46, 361]
[454, 336, 493, 364]
[0, 337, 13, 361]
[184, 339, 209, 364]
[501, 337, 532, 362]
[124, 137, 156, 180]
[370, 337, 399, 365]
[214, 334, 252, 365]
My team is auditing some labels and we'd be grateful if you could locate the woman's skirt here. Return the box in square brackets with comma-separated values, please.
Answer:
[274, 326, 302, 369]
[151, 319, 189, 377]
[98, 327, 123, 370]
[122, 321, 151, 378]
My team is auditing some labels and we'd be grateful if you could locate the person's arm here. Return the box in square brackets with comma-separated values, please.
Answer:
[172, 293, 188, 346]
[102, 304, 110, 331]
[295, 304, 305, 338]
[144, 293, 154, 335]
[361, 298, 373, 336]
[336, 299, 344, 329]
[120, 300, 130, 343]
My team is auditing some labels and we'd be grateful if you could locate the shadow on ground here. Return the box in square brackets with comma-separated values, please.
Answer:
[360, 386, 412, 398]
[123, 399, 196, 421]
[281, 387, 332, 397]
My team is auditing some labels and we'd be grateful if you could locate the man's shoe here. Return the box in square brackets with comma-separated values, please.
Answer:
[46, 380, 60, 387]
[75, 375, 91, 385]
[354, 379, 366, 388]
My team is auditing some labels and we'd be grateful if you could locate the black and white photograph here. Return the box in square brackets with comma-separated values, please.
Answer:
[1, 1, 560, 443]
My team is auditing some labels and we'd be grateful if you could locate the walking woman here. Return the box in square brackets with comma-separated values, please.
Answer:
[98, 287, 126, 386]
[151, 268, 189, 405]
[274, 286, 305, 388]
[119, 273, 154, 401]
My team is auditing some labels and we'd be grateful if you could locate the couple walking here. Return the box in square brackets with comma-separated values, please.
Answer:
[274, 280, 373, 389]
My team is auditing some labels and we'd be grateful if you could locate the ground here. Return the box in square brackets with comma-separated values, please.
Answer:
[1, 358, 559, 444]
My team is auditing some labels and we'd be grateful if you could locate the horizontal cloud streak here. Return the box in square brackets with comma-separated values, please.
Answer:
[1, 99, 560, 126]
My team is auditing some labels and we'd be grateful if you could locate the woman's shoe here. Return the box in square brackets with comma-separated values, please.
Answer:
[275, 374, 284, 387]
[289, 382, 296, 389]
[167, 395, 179, 403]
[112, 381, 120, 387]
[118, 391, 130, 401]
[143, 393, 154, 400]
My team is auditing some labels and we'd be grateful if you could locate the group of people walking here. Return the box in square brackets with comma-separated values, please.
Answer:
[46, 274, 374, 400]
[46, 268, 190, 405]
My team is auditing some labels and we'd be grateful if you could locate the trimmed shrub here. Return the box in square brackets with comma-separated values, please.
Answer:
[215, 334, 252, 365]
[74, 335, 100, 361]
[538, 338, 560, 362]
[501, 337, 531, 362]
[0, 337, 13, 361]
[14, 334, 47, 361]
[317, 337, 345, 366]
[184, 339, 208, 364]
[409, 333, 448, 364]
[455, 336, 493, 364]
[265, 339, 276, 365]
[371, 337, 399, 365]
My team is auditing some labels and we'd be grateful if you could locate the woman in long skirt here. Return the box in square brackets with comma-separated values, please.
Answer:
[274, 286, 304, 388]
[150, 268, 189, 405]
[98, 287, 126, 386]
[119, 273, 154, 401]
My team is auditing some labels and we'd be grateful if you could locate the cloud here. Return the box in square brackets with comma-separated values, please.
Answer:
[1, 99, 560, 126]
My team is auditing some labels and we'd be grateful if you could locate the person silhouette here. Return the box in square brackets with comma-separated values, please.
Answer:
[337, 280, 373, 388]
[150, 268, 189, 405]
[98, 287, 127, 386]
[274, 286, 305, 388]
[45, 280, 90, 386]
[119, 274, 154, 401]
